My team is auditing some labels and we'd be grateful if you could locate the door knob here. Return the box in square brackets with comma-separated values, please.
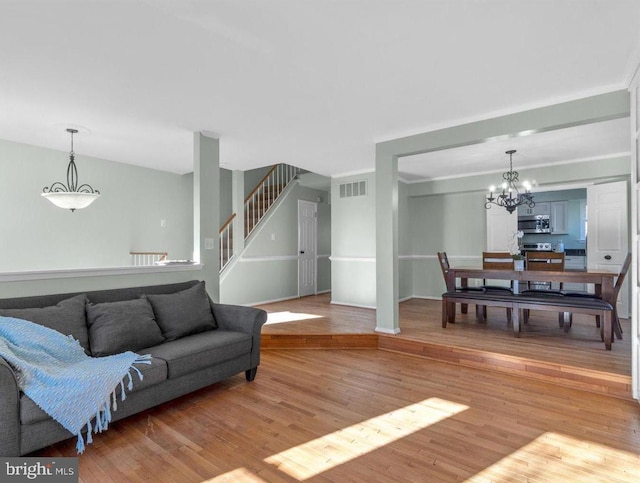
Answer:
[604, 255, 612, 260]
[300, 251, 305, 254]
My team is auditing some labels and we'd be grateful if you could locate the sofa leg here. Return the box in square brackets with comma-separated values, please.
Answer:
[245, 367, 258, 381]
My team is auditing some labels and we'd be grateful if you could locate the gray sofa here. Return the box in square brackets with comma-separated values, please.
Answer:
[0, 280, 267, 456]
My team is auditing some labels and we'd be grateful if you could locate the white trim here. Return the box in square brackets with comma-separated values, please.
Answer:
[375, 327, 401, 335]
[240, 255, 298, 262]
[316, 289, 331, 295]
[409, 295, 442, 301]
[330, 300, 376, 310]
[317, 254, 331, 259]
[398, 296, 413, 303]
[0, 263, 203, 283]
[329, 256, 375, 262]
[404, 254, 481, 260]
[247, 294, 301, 306]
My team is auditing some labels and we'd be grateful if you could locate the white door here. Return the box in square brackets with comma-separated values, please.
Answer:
[298, 200, 317, 297]
[587, 181, 629, 317]
[486, 207, 518, 252]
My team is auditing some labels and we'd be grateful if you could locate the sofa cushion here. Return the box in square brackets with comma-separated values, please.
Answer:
[20, 356, 168, 425]
[86, 298, 165, 357]
[143, 330, 251, 379]
[144, 281, 217, 341]
[0, 294, 90, 352]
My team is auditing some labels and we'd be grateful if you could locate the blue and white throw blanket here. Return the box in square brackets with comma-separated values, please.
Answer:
[0, 316, 151, 453]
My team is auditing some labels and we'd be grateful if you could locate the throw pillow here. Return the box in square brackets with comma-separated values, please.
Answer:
[144, 281, 216, 341]
[86, 297, 165, 357]
[0, 294, 90, 352]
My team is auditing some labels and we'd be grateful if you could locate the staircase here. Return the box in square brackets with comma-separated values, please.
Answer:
[219, 163, 301, 271]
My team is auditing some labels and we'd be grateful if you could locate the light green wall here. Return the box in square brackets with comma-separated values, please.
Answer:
[331, 172, 376, 307]
[0, 138, 193, 272]
[219, 168, 233, 225]
[398, 181, 412, 300]
[244, 165, 273, 197]
[220, 182, 330, 305]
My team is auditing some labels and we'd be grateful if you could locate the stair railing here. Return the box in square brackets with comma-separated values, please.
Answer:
[130, 251, 168, 266]
[245, 163, 299, 238]
[219, 214, 236, 271]
[219, 163, 300, 272]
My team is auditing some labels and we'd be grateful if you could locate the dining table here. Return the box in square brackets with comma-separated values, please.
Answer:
[443, 266, 619, 347]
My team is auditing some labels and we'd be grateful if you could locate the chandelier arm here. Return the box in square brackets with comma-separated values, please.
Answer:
[75, 183, 100, 194]
[43, 181, 70, 193]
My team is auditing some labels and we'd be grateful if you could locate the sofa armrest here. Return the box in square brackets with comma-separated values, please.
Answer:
[211, 304, 268, 371]
[0, 356, 21, 456]
[211, 304, 267, 336]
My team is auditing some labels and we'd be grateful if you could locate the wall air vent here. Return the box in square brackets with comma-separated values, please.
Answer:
[339, 180, 367, 199]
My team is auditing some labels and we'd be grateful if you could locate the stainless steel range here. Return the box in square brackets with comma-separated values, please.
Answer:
[522, 242, 552, 251]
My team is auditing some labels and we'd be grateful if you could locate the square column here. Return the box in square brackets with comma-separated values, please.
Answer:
[193, 132, 220, 301]
[375, 147, 400, 333]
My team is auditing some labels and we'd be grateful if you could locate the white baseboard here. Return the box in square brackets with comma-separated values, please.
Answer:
[409, 295, 442, 301]
[316, 289, 331, 295]
[247, 295, 301, 307]
[375, 327, 401, 335]
[330, 300, 376, 310]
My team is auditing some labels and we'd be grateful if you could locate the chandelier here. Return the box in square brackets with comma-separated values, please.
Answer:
[42, 128, 101, 212]
[485, 149, 534, 214]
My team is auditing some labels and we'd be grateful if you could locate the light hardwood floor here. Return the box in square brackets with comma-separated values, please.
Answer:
[39, 349, 640, 482]
[34, 294, 639, 481]
[260, 294, 632, 399]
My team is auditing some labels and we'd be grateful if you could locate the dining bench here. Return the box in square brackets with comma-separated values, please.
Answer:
[441, 290, 614, 349]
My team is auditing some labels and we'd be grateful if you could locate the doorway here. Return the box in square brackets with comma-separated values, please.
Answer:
[298, 200, 317, 297]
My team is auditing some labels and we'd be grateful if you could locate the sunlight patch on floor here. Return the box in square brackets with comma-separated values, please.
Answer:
[265, 311, 323, 325]
[467, 431, 640, 482]
[264, 397, 469, 480]
[203, 467, 267, 482]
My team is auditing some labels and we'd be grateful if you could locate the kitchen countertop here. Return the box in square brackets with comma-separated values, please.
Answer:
[520, 249, 586, 256]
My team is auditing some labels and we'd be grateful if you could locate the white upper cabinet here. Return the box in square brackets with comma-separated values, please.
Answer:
[551, 201, 569, 234]
[520, 202, 550, 216]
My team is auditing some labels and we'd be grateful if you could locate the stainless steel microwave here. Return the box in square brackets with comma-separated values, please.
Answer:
[518, 214, 551, 233]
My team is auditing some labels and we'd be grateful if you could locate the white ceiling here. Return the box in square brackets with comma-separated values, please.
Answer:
[0, 1, 639, 178]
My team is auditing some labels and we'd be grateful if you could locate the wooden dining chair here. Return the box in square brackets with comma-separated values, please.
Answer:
[521, 251, 566, 323]
[524, 251, 565, 291]
[480, 252, 514, 322]
[564, 252, 631, 340]
[482, 252, 515, 290]
[437, 252, 484, 316]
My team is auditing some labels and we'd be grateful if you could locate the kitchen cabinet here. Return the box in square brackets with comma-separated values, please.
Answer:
[551, 201, 569, 234]
[520, 202, 550, 216]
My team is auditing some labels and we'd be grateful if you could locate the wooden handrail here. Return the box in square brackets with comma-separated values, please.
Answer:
[219, 213, 236, 234]
[244, 164, 278, 203]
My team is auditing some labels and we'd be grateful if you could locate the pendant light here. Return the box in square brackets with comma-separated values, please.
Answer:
[42, 128, 100, 212]
[485, 149, 534, 214]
